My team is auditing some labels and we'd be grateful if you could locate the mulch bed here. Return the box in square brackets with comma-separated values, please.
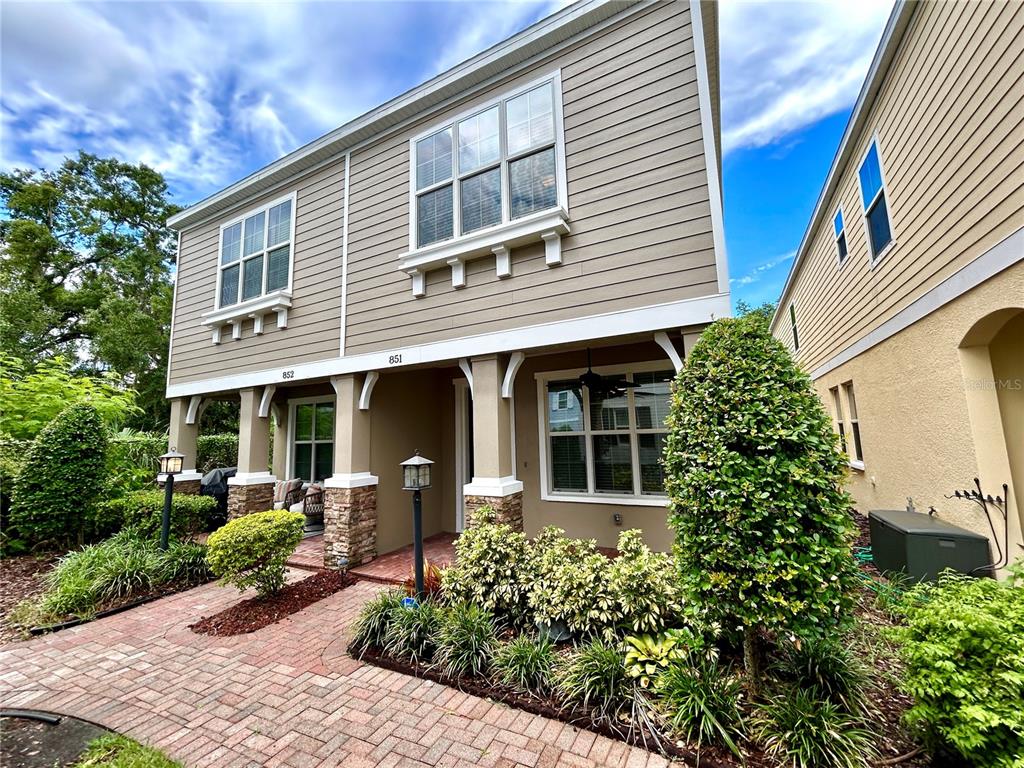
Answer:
[0, 554, 59, 644]
[0, 714, 107, 768]
[190, 570, 355, 636]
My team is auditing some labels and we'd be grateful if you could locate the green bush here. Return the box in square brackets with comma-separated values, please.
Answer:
[106, 431, 166, 498]
[607, 529, 681, 636]
[9, 403, 108, 547]
[753, 687, 876, 768]
[771, 637, 871, 716]
[894, 567, 1024, 766]
[655, 653, 745, 758]
[623, 630, 695, 689]
[74, 733, 181, 768]
[433, 602, 497, 678]
[197, 434, 238, 474]
[556, 638, 630, 719]
[493, 633, 555, 692]
[385, 600, 440, 664]
[206, 510, 304, 597]
[665, 313, 857, 683]
[441, 506, 534, 622]
[349, 589, 406, 657]
[97, 490, 217, 541]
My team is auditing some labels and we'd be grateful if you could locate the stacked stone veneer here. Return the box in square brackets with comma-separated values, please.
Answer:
[157, 479, 201, 495]
[324, 486, 377, 570]
[465, 492, 523, 532]
[227, 483, 275, 520]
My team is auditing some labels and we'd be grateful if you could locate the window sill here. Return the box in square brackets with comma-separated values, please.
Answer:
[399, 207, 570, 296]
[201, 290, 292, 344]
[869, 240, 897, 269]
[849, 460, 865, 471]
[541, 492, 668, 507]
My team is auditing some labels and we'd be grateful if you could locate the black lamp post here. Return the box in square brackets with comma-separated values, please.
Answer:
[401, 451, 434, 599]
[158, 448, 184, 551]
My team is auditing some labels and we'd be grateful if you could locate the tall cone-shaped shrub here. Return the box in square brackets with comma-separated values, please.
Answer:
[664, 313, 856, 690]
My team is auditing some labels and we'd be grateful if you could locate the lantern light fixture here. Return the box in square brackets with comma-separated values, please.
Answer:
[401, 451, 433, 491]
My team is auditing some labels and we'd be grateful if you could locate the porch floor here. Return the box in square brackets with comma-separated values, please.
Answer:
[285, 532, 458, 584]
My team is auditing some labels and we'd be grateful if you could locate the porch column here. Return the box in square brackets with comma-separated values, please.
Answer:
[323, 373, 378, 569]
[227, 387, 276, 519]
[161, 398, 203, 494]
[465, 355, 523, 530]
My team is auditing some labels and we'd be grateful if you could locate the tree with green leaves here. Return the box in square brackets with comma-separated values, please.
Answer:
[0, 152, 180, 429]
[664, 312, 857, 691]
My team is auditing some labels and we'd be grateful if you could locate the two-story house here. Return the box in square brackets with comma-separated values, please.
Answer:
[163, 0, 729, 568]
[771, 0, 1023, 566]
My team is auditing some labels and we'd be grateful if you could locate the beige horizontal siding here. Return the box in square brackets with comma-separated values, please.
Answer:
[344, 0, 718, 355]
[168, 160, 346, 386]
[774, 0, 1024, 372]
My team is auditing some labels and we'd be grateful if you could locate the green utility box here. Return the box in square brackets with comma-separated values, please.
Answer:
[869, 510, 991, 582]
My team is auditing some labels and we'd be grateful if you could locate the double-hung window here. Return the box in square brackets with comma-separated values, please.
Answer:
[858, 140, 893, 259]
[218, 195, 295, 308]
[291, 400, 334, 483]
[412, 77, 562, 249]
[830, 386, 848, 455]
[541, 366, 673, 501]
[842, 381, 864, 466]
[833, 207, 848, 264]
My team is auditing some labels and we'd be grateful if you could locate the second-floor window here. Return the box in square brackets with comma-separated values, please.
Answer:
[858, 140, 893, 259]
[218, 194, 295, 308]
[412, 76, 563, 249]
[833, 207, 848, 264]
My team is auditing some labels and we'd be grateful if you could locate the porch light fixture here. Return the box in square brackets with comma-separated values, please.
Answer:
[401, 451, 434, 599]
[158, 448, 185, 551]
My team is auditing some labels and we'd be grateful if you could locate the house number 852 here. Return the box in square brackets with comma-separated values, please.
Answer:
[281, 370, 295, 379]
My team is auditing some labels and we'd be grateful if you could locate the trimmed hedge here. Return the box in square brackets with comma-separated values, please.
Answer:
[197, 434, 238, 474]
[206, 510, 304, 597]
[98, 490, 218, 541]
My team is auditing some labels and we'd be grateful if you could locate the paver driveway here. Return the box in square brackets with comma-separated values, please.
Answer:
[0, 572, 668, 768]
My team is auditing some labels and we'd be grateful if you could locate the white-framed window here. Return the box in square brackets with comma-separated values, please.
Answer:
[789, 302, 800, 352]
[537, 363, 674, 504]
[830, 386, 848, 456]
[409, 73, 566, 251]
[833, 207, 848, 264]
[288, 398, 334, 483]
[857, 139, 893, 260]
[216, 193, 296, 309]
[842, 381, 864, 467]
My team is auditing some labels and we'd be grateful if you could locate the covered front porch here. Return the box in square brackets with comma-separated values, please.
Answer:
[286, 532, 457, 584]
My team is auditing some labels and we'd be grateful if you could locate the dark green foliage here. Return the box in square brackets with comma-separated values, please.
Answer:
[206, 510, 304, 597]
[349, 589, 406, 657]
[665, 313, 857, 663]
[433, 602, 497, 678]
[894, 566, 1024, 767]
[556, 638, 630, 719]
[654, 653, 745, 757]
[753, 687, 876, 768]
[157, 540, 212, 585]
[385, 600, 441, 664]
[74, 733, 182, 768]
[9, 403, 108, 547]
[493, 633, 555, 692]
[197, 434, 239, 473]
[97, 491, 217, 541]
[771, 637, 871, 716]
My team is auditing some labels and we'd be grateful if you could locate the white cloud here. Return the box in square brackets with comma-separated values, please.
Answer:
[730, 250, 795, 287]
[719, 0, 893, 153]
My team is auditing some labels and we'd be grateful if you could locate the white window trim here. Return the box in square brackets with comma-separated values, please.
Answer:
[841, 381, 864, 469]
[285, 395, 335, 485]
[833, 205, 849, 268]
[202, 192, 297, 343]
[401, 70, 569, 295]
[855, 135, 896, 266]
[535, 360, 673, 507]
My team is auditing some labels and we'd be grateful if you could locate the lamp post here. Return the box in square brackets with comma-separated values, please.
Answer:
[401, 451, 434, 600]
[158, 448, 185, 551]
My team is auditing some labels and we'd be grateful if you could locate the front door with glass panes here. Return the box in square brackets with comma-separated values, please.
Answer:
[292, 401, 334, 484]
[544, 368, 673, 499]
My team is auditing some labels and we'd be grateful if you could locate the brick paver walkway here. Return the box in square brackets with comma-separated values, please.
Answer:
[349, 534, 457, 585]
[0, 573, 667, 768]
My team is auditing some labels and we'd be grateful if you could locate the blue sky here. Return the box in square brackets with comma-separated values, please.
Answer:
[1, 0, 892, 309]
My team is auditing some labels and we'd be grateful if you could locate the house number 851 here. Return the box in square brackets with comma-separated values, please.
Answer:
[388, 354, 402, 365]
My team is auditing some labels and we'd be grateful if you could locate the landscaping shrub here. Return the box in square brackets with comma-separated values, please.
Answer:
[894, 566, 1024, 767]
[493, 632, 555, 693]
[753, 687, 876, 768]
[197, 433, 238, 474]
[9, 403, 108, 547]
[385, 600, 441, 664]
[665, 313, 857, 684]
[771, 637, 871, 716]
[206, 510, 304, 598]
[623, 630, 693, 689]
[97, 490, 217, 541]
[654, 653, 745, 758]
[349, 589, 407, 657]
[156, 539, 211, 585]
[433, 602, 497, 678]
[105, 431, 166, 498]
[606, 529, 681, 636]
[556, 638, 630, 719]
[441, 506, 534, 622]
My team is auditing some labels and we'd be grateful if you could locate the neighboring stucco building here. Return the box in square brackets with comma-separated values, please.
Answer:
[770, 0, 1024, 567]
[163, 0, 729, 566]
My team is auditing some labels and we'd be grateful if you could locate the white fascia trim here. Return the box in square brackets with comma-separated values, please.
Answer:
[158, 470, 204, 484]
[166, 292, 730, 398]
[324, 472, 379, 489]
[227, 472, 277, 486]
[689, 0, 730, 296]
[464, 476, 524, 497]
[541, 492, 668, 508]
[202, 290, 292, 327]
[809, 225, 1024, 380]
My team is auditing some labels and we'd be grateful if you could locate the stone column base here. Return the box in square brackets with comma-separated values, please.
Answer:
[323, 485, 377, 570]
[227, 483, 275, 520]
[156, 479, 201, 495]
[466, 493, 523, 532]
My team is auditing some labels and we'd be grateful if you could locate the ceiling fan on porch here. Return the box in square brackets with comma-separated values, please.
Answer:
[578, 348, 637, 398]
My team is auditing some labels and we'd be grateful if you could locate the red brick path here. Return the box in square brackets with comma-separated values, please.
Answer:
[349, 533, 457, 584]
[0, 574, 667, 768]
